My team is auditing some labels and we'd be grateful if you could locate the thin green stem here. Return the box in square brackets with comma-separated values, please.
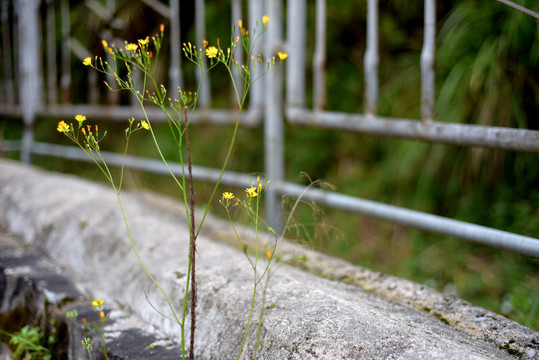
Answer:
[236, 196, 260, 359]
[114, 190, 183, 334]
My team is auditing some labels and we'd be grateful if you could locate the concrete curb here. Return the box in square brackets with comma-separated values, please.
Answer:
[0, 233, 181, 359]
[0, 158, 537, 359]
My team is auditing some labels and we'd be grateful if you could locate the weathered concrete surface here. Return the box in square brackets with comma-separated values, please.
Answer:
[0, 158, 537, 359]
[0, 233, 181, 359]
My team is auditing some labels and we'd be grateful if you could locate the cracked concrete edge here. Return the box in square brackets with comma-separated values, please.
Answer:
[0, 158, 538, 359]
[0, 232, 182, 360]
[143, 174, 539, 359]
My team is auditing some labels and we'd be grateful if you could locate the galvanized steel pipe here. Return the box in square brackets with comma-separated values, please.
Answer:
[286, 108, 539, 153]
[421, 0, 436, 122]
[277, 182, 539, 258]
[364, 0, 379, 116]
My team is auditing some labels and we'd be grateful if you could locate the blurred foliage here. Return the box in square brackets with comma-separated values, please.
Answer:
[1, 0, 538, 330]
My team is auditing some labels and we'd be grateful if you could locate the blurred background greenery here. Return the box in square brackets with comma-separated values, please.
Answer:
[1, 0, 537, 330]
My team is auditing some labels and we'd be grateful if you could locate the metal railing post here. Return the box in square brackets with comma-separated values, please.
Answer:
[16, 0, 42, 163]
[231, 0, 243, 105]
[286, 0, 306, 109]
[264, 0, 284, 230]
[169, 0, 182, 92]
[195, 0, 211, 107]
[248, 0, 264, 111]
[60, 0, 71, 103]
[313, 0, 326, 111]
[364, 0, 379, 116]
[421, 0, 436, 122]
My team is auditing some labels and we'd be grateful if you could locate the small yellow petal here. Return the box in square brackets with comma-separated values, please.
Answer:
[141, 120, 150, 130]
[277, 52, 288, 61]
[246, 186, 259, 198]
[91, 298, 104, 308]
[262, 15, 270, 25]
[83, 57, 92, 66]
[57, 121, 70, 133]
[205, 46, 218, 59]
[75, 114, 86, 123]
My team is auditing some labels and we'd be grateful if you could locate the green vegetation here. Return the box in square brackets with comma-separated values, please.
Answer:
[0, 325, 53, 360]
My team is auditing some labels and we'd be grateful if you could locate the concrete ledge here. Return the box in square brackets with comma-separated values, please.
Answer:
[0, 233, 181, 359]
[0, 158, 537, 359]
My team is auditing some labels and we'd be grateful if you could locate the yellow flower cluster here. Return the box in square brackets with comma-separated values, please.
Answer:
[125, 43, 138, 51]
[57, 120, 70, 133]
[138, 37, 149, 46]
[205, 46, 218, 59]
[92, 298, 104, 308]
[75, 114, 86, 123]
[246, 186, 259, 199]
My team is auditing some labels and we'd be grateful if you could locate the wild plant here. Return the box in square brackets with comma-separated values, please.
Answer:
[0, 325, 53, 360]
[58, 16, 287, 359]
[66, 299, 108, 360]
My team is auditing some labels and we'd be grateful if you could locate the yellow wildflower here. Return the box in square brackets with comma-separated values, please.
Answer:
[101, 39, 108, 49]
[138, 37, 149, 46]
[75, 114, 86, 124]
[160, 24, 165, 33]
[278, 52, 288, 61]
[125, 43, 138, 51]
[92, 299, 104, 308]
[57, 121, 70, 133]
[223, 192, 234, 200]
[246, 186, 259, 198]
[141, 120, 150, 130]
[238, 19, 243, 29]
[83, 57, 92, 66]
[262, 15, 270, 25]
[206, 46, 218, 59]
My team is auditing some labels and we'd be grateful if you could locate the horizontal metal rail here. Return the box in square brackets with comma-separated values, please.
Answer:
[0, 105, 263, 126]
[3, 139, 538, 258]
[276, 182, 539, 258]
[286, 108, 539, 153]
[1, 140, 255, 187]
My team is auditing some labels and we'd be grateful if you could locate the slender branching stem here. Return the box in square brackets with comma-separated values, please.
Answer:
[184, 107, 198, 360]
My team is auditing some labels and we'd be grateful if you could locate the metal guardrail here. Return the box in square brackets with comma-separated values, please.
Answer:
[1, 0, 538, 258]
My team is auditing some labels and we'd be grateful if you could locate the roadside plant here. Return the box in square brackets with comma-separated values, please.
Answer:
[220, 176, 281, 358]
[58, 17, 287, 359]
[66, 299, 109, 360]
[0, 325, 52, 360]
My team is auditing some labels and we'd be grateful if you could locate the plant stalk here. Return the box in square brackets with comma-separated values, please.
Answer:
[185, 107, 197, 360]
